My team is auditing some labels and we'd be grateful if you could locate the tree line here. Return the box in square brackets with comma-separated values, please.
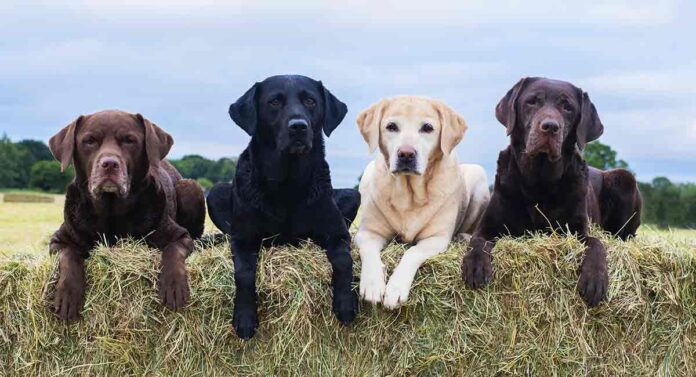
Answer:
[0, 135, 694, 228]
[0, 135, 236, 193]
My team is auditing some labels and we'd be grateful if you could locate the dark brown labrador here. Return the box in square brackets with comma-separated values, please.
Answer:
[48, 110, 206, 321]
[461, 78, 641, 307]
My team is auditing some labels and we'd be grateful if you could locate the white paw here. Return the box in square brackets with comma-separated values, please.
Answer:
[359, 265, 385, 304]
[382, 275, 412, 310]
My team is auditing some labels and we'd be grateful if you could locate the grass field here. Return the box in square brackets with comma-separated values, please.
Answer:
[1, 192, 695, 375]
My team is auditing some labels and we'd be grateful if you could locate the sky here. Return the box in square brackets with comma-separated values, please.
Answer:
[1, 0, 694, 187]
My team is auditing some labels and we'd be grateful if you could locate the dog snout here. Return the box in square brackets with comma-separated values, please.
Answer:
[99, 156, 120, 172]
[397, 145, 417, 160]
[288, 119, 309, 133]
[539, 120, 560, 135]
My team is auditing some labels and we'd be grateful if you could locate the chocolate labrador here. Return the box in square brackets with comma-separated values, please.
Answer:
[206, 75, 360, 339]
[48, 110, 206, 321]
[461, 77, 642, 307]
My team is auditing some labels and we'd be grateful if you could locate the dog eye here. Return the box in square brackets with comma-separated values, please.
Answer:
[386, 122, 399, 132]
[122, 136, 136, 145]
[303, 98, 316, 108]
[269, 99, 282, 107]
[560, 101, 573, 112]
[420, 123, 434, 133]
[526, 97, 539, 106]
[82, 137, 96, 146]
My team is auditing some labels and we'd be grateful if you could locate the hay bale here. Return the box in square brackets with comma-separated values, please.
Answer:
[3, 193, 54, 203]
[0, 233, 694, 376]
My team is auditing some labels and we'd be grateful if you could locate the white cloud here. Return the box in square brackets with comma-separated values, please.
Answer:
[1, 0, 678, 27]
[581, 68, 696, 95]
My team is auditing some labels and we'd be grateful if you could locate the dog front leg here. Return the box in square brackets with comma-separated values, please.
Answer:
[50, 241, 86, 322]
[577, 236, 608, 307]
[231, 237, 261, 339]
[383, 236, 450, 309]
[355, 229, 388, 304]
[159, 236, 192, 310]
[461, 235, 495, 289]
[319, 234, 358, 326]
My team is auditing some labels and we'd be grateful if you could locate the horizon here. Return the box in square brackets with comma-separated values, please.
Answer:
[1, 0, 694, 187]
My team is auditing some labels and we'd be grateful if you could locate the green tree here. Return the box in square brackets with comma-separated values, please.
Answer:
[206, 157, 236, 183]
[583, 141, 629, 170]
[29, 160, 74, 193]
[17, 139, 53, 162]
[196, 177, 214, 191]
[170, 155, 214, 180]
[0, 135, 30, 188]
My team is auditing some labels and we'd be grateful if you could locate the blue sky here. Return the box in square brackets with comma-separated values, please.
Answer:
[1, 0, 694, 187]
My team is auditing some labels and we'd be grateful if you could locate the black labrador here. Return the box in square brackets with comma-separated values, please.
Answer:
[461, 77, 641, 307]
[207, 75, 360, 339]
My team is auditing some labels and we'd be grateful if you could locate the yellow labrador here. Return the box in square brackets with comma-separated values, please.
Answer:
[355, 96, 490, 309]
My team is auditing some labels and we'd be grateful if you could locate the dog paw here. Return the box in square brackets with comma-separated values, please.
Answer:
[461, 251, 493, 289]
[233, 306, 259, 340]
[53, 276, 85, 322]
[332, 288, 358, 325]
[159, 264, 190, 310]
[359, 266, 385, 304]
[382, 275, 412, 310]
[577, 257, 608, 307]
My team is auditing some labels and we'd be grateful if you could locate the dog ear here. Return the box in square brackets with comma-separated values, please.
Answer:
[229, 83, 259, 136]
[436, 101, 468, 156]
[137, 113, 173, 170]
[356, 99, 387, 153]
[49, 115, 83, 172]
[576, 91, 604, 150]
[319, 81, 348, 137]
[496, 77, 529, 135]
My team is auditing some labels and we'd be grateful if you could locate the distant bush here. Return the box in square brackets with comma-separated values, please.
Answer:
[196, 177, 214, 191]
[170, 155, 236, 184]
[29, 161, 74, 193]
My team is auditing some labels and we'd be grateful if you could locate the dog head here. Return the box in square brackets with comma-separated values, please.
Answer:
[357, 96, 467, 175]
[496, 77, 603, 163]
[49, 110, 172, 199]
[229, 74, 347, 155]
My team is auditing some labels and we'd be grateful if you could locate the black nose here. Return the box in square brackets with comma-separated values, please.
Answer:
[540, 120, 560, 134]
[288, 119, 308, 132]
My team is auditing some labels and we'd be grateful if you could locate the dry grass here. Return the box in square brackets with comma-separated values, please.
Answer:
[1, 228, 694, 376]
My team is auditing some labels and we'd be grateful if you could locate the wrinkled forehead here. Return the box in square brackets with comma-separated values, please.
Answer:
[384, 98, 438, 122]
[259, 75, 320, 97]
[80, 112, 141, 135]
[524, 79, 579, 100]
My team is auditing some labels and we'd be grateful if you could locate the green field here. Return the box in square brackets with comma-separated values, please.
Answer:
[1, 192, 694, 257]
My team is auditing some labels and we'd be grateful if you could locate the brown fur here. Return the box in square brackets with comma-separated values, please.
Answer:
[48, 110, 205, 321]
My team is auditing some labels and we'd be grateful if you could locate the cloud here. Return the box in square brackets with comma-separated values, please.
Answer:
[581, 68, 696, 95]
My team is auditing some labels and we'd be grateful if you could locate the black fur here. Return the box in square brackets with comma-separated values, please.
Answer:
[207, 75, 360, 339]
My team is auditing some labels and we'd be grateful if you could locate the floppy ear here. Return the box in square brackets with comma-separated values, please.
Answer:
[319, 81, 348, 137]
[435, 101, 468, 156]
[49, 115, 83, 172]
[229, 83, 259, 136]
[136, 113, 173, 170]
[575, 91, 604, 150]
[356, 99, 386, 153]
[495, 77, 529, 135]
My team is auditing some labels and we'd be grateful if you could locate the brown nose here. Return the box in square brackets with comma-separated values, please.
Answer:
[397, 145, 417, 159]
[100, 156, 120, 171]
[540, 120, 560, 134]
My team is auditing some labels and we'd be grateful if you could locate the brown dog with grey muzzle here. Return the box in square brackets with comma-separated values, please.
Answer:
[48, 110, 206, 321]
[461, 78, 642, 307]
